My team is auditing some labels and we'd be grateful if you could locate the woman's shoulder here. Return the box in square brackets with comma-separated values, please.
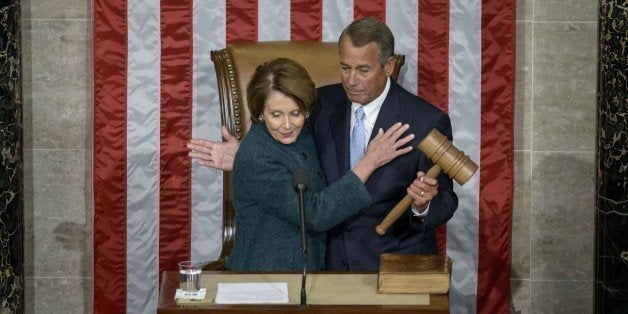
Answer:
[239, 124, 271, 145]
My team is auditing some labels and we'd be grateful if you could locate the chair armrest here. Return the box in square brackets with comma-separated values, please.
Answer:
[202, 259, 228, 271]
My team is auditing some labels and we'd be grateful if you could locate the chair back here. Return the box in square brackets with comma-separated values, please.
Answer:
[205, 41, 405, 270]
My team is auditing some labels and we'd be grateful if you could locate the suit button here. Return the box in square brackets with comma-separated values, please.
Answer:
[301, 152, 307, 159]
[316, 172, 323, 178]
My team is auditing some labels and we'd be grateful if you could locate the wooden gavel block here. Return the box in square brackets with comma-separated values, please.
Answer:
[375, 129, 478, 235]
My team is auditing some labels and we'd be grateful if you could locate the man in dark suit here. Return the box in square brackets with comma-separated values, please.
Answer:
[188, 18, 458, 271]
[310, 18, 457, 271]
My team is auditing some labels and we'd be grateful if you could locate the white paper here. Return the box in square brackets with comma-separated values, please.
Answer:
[215, 282, 289, 304]
[175, 288, 207, 301]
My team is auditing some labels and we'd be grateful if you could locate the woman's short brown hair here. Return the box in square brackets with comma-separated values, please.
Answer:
[247, 58, 316, 124]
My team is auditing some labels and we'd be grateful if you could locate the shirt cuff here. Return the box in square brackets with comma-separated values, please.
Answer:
[411, 202, 430, 218]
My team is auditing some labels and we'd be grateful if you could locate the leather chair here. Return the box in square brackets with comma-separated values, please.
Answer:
[204, 41, 405, 270]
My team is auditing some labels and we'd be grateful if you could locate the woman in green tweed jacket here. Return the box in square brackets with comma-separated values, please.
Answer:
[226, 58, 413, 271]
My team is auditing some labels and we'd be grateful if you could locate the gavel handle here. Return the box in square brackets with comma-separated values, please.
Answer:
[375, 164, 442, 235]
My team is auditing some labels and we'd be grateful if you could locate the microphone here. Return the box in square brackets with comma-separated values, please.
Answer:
[292, 168, 308, 192]
[291, 168, 308, 308]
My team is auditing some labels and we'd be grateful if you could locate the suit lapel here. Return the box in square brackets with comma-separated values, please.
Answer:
[371, 81, 403, 141]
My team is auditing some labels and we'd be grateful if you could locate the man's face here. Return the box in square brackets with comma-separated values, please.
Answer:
[339, 36, 393, 105]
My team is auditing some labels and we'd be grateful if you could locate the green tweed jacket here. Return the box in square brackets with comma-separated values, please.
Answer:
[226, 123, 371, 271]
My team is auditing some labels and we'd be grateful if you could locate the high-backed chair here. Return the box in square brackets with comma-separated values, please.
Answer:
[204, 41, 405, 270]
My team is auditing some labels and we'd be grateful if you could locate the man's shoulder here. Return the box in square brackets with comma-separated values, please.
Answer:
[389, 81, 446, 116]
[316, 83, 345, 99]
[312, 83, 346, 118]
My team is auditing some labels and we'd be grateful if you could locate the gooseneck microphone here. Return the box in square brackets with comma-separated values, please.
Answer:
[291, 168, 309, 308]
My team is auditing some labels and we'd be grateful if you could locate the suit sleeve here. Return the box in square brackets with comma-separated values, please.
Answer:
[411, 112, 459, 230]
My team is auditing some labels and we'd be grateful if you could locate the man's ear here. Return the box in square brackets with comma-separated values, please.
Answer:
[384, 57, 395, 77]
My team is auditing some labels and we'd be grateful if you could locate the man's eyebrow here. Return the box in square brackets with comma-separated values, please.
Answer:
[339, 62, 371, 69]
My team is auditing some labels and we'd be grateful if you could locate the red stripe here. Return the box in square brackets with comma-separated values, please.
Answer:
[478, 0, 515, 312]
[92, 0, 127, 312]
[226, 0, 258, 43]
[418, 0, 449, 256]
[354, 0, 385, 21]
[290, 0, 322, 41]
[417, 0, 449, 111]
[159, 0, 193, 277]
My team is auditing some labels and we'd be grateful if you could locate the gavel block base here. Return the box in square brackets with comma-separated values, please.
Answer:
[377, 254, 452, 294]
[158, 271, 449, 313]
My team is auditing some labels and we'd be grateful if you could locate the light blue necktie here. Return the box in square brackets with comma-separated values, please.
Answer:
[350, 106, 366, 168]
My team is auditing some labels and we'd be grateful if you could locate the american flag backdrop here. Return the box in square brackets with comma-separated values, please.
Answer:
[93, 0, 515, 313]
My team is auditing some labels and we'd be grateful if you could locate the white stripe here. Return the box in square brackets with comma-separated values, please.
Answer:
[447, 0, 482, 312]
[259, 0, 290, 40]
[126, 0, 160, 312]
[386, 0, 418, 94]
[191, 0, 225, 264]
[322, 0, 353, 42]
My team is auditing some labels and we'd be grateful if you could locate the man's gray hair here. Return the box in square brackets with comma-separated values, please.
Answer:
[339, 18, 395, 66]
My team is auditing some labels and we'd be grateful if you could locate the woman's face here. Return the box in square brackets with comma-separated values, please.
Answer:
[262, 91, 305, 145]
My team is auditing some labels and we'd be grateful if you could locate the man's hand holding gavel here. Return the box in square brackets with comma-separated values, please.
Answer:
[375, 128, 478, 235]
[407, 171, 439, 213]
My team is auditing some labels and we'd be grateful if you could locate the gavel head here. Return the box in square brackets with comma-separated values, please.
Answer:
[418, 129, 478, 185]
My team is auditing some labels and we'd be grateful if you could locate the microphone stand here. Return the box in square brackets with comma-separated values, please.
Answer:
[297, 184, 308, 308]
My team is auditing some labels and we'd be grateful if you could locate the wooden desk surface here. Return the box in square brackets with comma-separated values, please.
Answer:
[158, 271, 449, 313]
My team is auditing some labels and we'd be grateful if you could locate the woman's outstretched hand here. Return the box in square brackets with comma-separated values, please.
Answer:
[187, 125, 240, 171]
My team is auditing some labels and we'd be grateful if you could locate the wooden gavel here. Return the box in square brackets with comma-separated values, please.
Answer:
[375, 129, 478, 235]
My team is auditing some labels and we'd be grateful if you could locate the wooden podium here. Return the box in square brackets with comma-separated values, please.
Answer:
[157, 271, 449, 313]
